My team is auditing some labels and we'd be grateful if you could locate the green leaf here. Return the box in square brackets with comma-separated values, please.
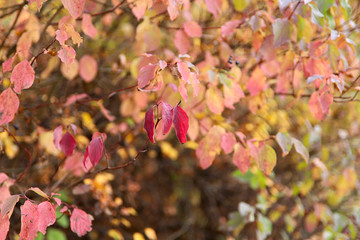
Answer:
[273, 19, 292, 47]
[340, 0, 351, 21]
[292, 138, 309, 163]
[309, 4, 325, 27]
[259, 144, 277, 175]
[219, 73, 231, 88]
[276, 132, 292, 156]
[47, 228, 67, 240]
[233, 0, 249, 12]
[56, 208, 69, 228]
[316, 0, 334, 14]
[257, 213, 272, 240]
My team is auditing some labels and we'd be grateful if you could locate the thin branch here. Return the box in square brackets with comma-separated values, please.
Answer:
[30, 37, 57, 66]
[39, 6, 64, 41]
[0, 3, 24, 51]
[288, 0, 301, 20]
[50, 0, 126, 26]
[0, 127, 32, 183]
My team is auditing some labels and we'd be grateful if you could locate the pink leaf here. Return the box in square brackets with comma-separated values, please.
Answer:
[196, 138, 216, 169]
[173, 104, 189, 144]
[70, 208, 92, 237]
[178, 81, 188, 102]
[167, 0, 181, 21]
[174, 30, 190, 54]
[70, 124, 78, 135]
[19, 200, 39, 240]
[0, 88, 20, 125]
[158, 60, 167, 70]
[131, 0, 151, 20]
[177, 62, 190, 83]
[0, 213, 9, 240]
[64, 151, 85, 176]
[98, 102, 115, 122]
[64, 93, 89, 106]
[2, 55, 15, 73]
[10, 60, 35, 94]
[183, 21, 202, 37]
[58, 45, 76, 66]
[82, 14, 97, 38]
[309, 90, 333, 120]
[232, 143, 251, 174]
[55, 29, 69, 46]
[138, 64, 157, 89]
[162, 102, 173, 135]
[60, 131, 77, 156]
[221, 20, 241, 37]
[79, 55, 98, 82]
[61, 0, 85, 19]
[83, 136, 104, 168]
[190, 72, 200, 96]
[144, 107, 155, 143]
[37, 201, 56, 234]
[246, 67, 266, 96]
[53, 125, 64, 151]
[221, 132, 236, 154]
[204, 0, 222, 18]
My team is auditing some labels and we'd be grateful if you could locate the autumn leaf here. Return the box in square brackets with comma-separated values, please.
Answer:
[70, 208, 92, 237]
[0, 88, 20, 125]
[144, 107, 155, 143]
[162, 102, 173, 135]
[61, 0, 85, 19]
[10, 60, 35, 94]
[172, 104, 189, 144]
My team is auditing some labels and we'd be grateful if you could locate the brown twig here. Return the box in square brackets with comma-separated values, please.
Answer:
[288, 0, 301, 20]
[0, 127, 32, 183]
[30, 37, 57, 66]
[0, 3, 24, 51]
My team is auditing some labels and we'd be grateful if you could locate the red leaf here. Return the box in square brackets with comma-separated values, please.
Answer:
[162, 102, 173, 135]
[70, 208, 92, 237]
[232, 143, 251, 174]
[82, 14, 97, 38]
[0, 213, 9, 240]
[10, 60, 35, 94]
[173, 104, 189, 144]
[221, 20, 241, 37]
[0, 88, 20, 125]
[183, 21, 202, 38]
[37, 201, 56, 234]
[83, 136, 104, 168]
[60, 131, 77, 156]
[19, 200, 39, 240]
[138, 64, 157, 89]
[177, 62, 190, 83]
[174, 30, 190, 54]
[144, 107, 155, 143]
[61, 0, 85, 19]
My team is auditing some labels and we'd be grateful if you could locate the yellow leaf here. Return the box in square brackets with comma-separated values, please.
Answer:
[144, 228, 157, 240]
[160, 142, 178, 160]
[133, 233, 145, 240]
[108, 229, 124, 240]
[81, 112, 97, 131]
